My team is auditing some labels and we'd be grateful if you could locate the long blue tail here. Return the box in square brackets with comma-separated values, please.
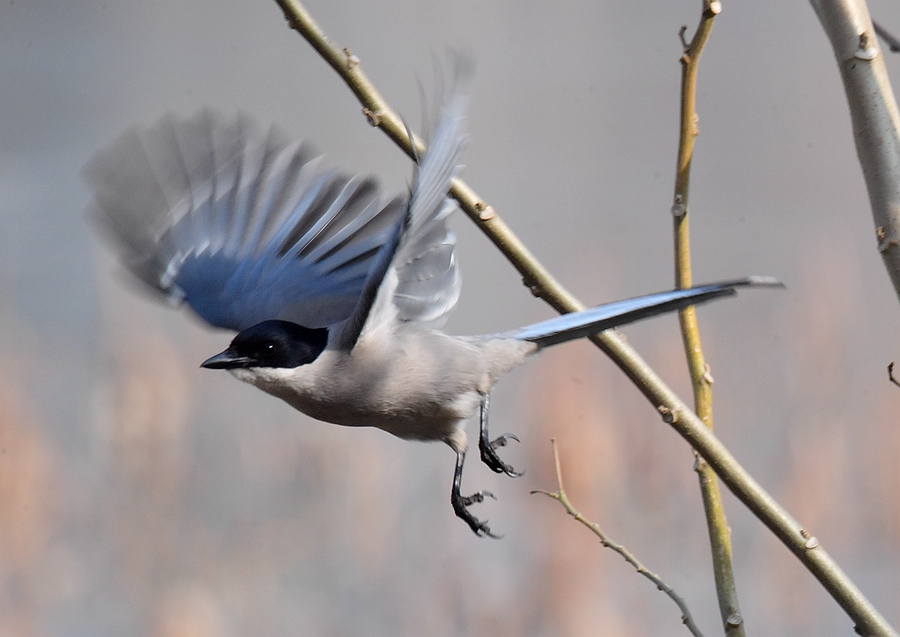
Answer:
[509, 276, 783, 349]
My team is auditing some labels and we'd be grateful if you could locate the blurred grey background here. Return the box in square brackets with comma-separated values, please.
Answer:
[2, 0, 900, 635]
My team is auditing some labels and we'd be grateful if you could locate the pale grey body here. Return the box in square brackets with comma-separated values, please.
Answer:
[233, 328, 534, 453]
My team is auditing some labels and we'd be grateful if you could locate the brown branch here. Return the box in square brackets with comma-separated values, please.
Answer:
[532, 440, 707, 637]
[672, 2, 745, 636]
[888, 362, 900, 388]
[271, 2, 899, 634]
[873, 20, 900, 53]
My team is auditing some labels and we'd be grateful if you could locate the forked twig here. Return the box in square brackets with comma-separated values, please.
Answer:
[888, 362, 900, 388]
[532, 440, 707, 637]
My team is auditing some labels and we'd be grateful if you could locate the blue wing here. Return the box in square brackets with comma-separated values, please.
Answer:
[87, 111, 406, 331]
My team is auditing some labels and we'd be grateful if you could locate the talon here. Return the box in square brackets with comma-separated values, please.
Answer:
[491, 433, 520, 449]
[460, 490, 495, 507]
[451, 450, 502, 538]
[478, 395, 524, 477]
[452, 492, 501, 538]
[479, 440, 524, 477]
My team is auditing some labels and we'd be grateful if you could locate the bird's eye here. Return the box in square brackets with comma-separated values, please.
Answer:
[264, 343, 276, 354]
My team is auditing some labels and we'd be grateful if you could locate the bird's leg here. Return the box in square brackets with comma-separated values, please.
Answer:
[451, 450, 500, 538]
[478, 393, 523, 477]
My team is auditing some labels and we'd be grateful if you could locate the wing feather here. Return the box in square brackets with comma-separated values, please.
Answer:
[87, 110, 404, 331]
[331, 61, 472, 348]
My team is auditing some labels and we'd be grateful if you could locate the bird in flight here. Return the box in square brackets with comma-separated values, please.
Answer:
[87, 77, 780, 537]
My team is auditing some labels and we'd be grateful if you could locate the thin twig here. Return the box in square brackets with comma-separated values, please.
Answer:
[888, 362, 900, 388]
[672, 3, 745, 636]
[531, 440, 707, 637]
[873, 21, 900, 53]
[271, 2, 899, 634]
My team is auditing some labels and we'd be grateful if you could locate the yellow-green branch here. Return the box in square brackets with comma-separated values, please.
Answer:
[672, 3, 745, 636]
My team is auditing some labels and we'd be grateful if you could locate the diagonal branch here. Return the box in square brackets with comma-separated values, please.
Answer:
[532, 440, 707, 637]
[271, 2, 899, 634]
[672, 2, 745, 636]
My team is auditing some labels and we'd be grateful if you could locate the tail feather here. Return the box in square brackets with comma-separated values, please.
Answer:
[510, 276, 783, 349]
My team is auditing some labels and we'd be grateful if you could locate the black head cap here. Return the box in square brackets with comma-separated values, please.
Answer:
[201, 320, 328, 370]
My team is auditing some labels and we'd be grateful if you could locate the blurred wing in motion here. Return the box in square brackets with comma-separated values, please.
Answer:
[331, 62, 470, 349]
[86, 110, 405, 332]
[391, 80, 468, 328]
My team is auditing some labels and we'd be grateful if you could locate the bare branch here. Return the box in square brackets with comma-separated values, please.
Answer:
[671, 3, 745, 635]
[532, 440, 707, 637]
[811, 0, 900, 305]
[888, 362, 900, 388]
[873, 20, 900, 53]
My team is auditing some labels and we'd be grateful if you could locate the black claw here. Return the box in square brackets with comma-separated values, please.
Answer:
[451, 450, 502, 538]
[452, 490, 501, 538]
[460, 490, 495, 507]
[477, 394, 524, 477]
[491, 433, 520, 448]
[479, 437, 524, 477]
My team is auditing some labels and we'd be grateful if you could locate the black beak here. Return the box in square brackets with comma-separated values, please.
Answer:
[200, 349, 255, 370]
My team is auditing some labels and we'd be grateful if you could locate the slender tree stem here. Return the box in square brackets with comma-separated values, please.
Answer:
[672, 3, 746, 636]
[811, 0, 900, 304]
[271, 2, 899, 634]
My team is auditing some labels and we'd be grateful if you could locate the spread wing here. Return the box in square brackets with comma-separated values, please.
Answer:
[331, 63, 470, 350]
[87, 110, 405, 331]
